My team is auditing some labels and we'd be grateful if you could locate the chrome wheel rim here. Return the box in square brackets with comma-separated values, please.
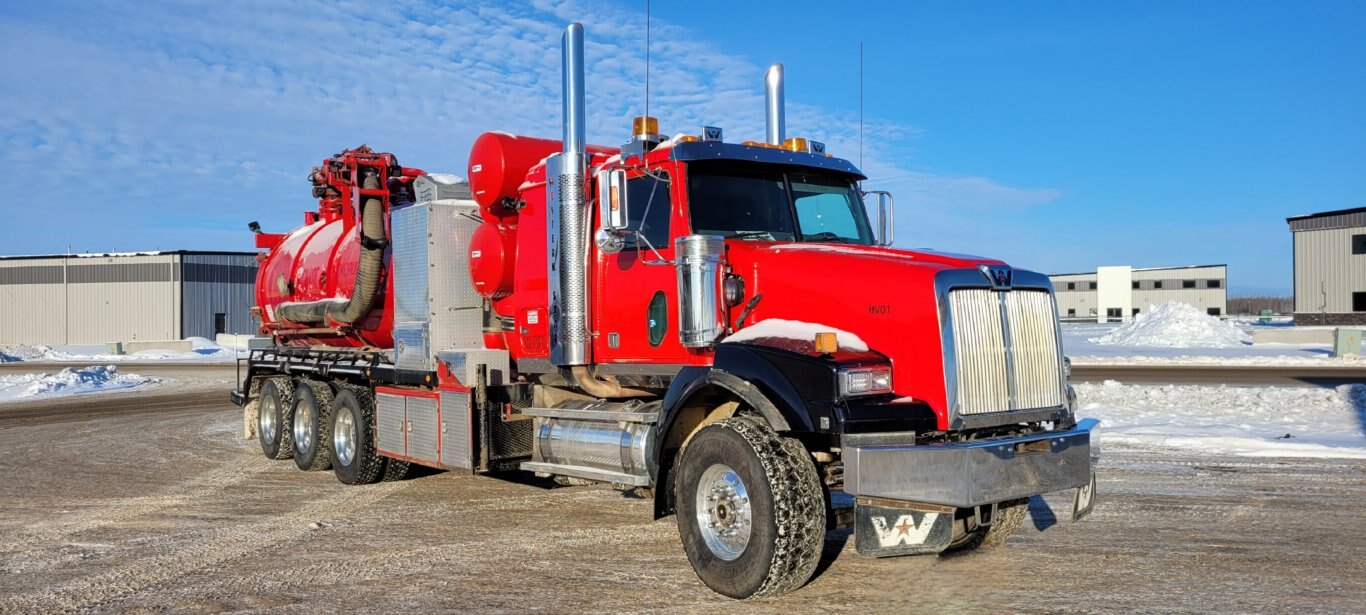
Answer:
[333, 405, 357, 467]
[260, 394, 277, 443]
[695, 463, 752, 561]
[294, 399, 314, 456]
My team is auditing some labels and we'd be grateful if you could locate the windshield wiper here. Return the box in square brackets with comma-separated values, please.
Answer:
[730, 230, 776, 240]
[802, 232, 855, 244]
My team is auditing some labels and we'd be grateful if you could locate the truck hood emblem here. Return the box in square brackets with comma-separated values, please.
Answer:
[979, 264, 1012, 290]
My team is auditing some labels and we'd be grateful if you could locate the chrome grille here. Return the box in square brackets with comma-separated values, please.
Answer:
[949, 288, 1065, 416]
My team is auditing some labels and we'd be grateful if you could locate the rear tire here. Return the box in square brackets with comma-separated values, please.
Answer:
[675, 416, 826, 599]
[291, 380, 334, 471]
[257, 377, 295, 460]
[381, 457, 411, 482]
[331, 385, 385, 485]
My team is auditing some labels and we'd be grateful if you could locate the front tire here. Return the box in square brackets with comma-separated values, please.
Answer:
[331, 385, 386, 485]
[257, 377, 295, 460]
[947, 498, 1029, 552]
[675, 416, 826, 599]
[291, 380, 334, 471]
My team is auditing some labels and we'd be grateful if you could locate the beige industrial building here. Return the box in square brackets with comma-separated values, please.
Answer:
[1287, 206, 1366, 325]
[0, 251, 258, 345]
[1050, 265, 1228, 322]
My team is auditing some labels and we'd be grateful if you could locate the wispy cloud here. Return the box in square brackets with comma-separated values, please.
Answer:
[0, 0, 1060, 253]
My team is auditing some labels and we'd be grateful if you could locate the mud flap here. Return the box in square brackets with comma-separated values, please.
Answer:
[1072, 471, 1097, 522]
[854, 498, 954, 557]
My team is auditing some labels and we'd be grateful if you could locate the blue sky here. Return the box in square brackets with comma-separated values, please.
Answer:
[1, 1, 1362, 294]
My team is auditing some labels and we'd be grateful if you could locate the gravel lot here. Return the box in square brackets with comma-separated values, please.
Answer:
[0, 365, 1362, 614]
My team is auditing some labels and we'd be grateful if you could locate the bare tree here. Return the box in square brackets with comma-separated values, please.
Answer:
[1228, 295, 1293, 315]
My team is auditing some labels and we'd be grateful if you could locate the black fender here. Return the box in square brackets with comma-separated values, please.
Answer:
[651, 342, 845, 517]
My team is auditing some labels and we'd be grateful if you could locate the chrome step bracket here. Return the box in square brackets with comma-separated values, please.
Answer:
[521, 461, 650, 487]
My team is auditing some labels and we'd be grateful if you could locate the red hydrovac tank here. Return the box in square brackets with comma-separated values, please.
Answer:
[255, 147, 422, 349]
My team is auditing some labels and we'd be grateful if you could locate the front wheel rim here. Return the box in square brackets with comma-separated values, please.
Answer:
[695, 463, 753, 561]
[294, 401, 314, 456]
[333, 406, 357, 467]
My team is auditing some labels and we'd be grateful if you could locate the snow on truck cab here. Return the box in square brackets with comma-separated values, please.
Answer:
[233, 22, 1099, 599]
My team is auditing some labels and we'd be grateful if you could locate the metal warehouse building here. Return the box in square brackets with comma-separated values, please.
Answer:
[1287, 206, 1366, 325]
[1050, 265, 1228, 322]
[0, 251, 258, 345]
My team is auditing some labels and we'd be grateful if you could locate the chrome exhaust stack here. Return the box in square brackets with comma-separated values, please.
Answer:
[549, 22, 591, 367]
[764, 64, 785, 146]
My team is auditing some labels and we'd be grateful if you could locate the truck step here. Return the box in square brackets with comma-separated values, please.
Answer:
[520, 401, 660, 424]
[520, 461, 650, 487]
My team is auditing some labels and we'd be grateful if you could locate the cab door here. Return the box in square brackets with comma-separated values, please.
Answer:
[592, 169, 691, 365]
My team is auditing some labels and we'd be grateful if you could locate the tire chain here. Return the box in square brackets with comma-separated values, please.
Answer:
[719, 415, 826, 598]
[294, 379, 334, 471]
[264, 376, 295, 460]
[336, 383, 386, 485]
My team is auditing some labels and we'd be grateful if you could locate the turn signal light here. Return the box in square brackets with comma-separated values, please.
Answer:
[814, 332, 839, 355]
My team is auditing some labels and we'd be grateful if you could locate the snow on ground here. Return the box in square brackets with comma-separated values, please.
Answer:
[1063, 321, 1356, 365]
[0, 366, 160, 402]
[0, 337, 241, 363]
[1079, 381, 1366, 459]
[1091, 301, 1251, 348]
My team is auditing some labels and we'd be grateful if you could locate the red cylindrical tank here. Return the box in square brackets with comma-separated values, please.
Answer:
[255, 147, 412, 349]
[255, 216, 394, 349]
[469, 222, 516, 299]
[467, 131, 619, 222]
[468, 132, 563, 221]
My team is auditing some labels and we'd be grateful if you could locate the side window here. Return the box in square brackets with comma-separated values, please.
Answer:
[625, 173, 671, 251]
[1207, 279, 1222, 289]
[1182, 280, 1196, 289]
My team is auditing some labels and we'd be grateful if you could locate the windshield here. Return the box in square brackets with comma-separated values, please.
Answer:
[687, 163, 875, 244]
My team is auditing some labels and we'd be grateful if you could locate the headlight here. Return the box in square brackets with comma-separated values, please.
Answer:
[840, 366, 893, 397]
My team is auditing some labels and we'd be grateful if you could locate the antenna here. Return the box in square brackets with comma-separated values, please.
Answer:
[859, 41, 864, 172]
[645, 0, 651, 121]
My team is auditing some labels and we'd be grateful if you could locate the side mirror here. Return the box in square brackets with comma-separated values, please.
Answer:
[863, 190, 895, 246]
[595, 168, 630, 254]
[598, 168, 629, 231]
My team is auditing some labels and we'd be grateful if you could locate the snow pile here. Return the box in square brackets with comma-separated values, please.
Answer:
[1071, 354, 1364, 367]
[1078, 381, 1366, 459]
[0, 338, 240, 363]
[723, 319, 869, 351]
[1090, 301, 1251, 348]
[0, 366, 159, 402]
[0, 345, 54, 363]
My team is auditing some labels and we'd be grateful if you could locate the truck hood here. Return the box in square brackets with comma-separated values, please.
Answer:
[722, 241, 1007, 427]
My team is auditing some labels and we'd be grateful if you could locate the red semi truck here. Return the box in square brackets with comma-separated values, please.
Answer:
[233, 23, 1098, 598]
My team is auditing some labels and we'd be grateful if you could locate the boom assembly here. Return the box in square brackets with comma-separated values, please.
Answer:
[235, 23, 1098, 598]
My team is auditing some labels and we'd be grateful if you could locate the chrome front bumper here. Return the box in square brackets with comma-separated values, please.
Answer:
[842, 418, 1099, 508]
